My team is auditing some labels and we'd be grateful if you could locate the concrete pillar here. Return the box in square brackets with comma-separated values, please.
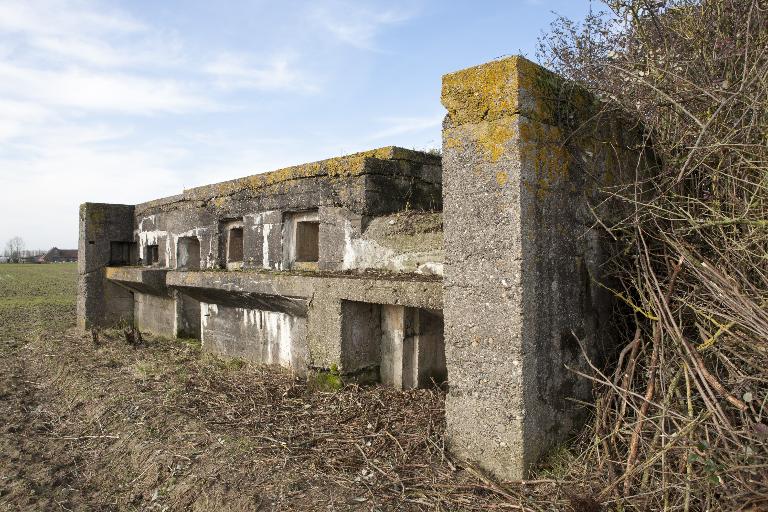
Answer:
[306, 297, 343, 370]
[78, 203, 136, 329]
[381, 306, 447, 390]
[380, 305, 411, 389]
[441, 56, 627, 479]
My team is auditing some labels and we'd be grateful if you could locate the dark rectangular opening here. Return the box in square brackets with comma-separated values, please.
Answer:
[109, 241, 134, 266]
[227, 228, 244, 263]
[340, 301, 446, 389]
[145, 245, 159, 266]
[295, 221, 319, 262]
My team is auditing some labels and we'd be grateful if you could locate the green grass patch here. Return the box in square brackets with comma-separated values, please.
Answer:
[0, 263, 77, 341]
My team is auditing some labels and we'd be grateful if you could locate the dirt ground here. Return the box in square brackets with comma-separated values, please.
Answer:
[0, 264, 578, 511]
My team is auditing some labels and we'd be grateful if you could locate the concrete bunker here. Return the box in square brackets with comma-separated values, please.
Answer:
[79, 55, 642, 481]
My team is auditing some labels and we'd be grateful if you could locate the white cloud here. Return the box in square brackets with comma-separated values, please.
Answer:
[205, 53, 318, 93]
[0, 0, 413, 249]
[0, 61, 212, 114]
[0, 0, 210, 116]
[310, 1, 414, 50]
[0, 0, 145, 37]
[0, 99, 51, 141]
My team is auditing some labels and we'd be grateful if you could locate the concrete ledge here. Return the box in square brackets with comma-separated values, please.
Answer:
[105, 267, 170, 296]
[166, 270, 442, 311]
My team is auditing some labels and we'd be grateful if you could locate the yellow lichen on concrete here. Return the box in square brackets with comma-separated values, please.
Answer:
[496, 171, 509, 188]
[441, 57, 523, 126]
[477, 124, 516, 163]
[520, 141, 570, 200]
[441, 56, 568, 126]
[441, 55, 597, 130]
[183, 146, 435, 203]
[212, 196, 229, 208]
[444, 136, 463, 150]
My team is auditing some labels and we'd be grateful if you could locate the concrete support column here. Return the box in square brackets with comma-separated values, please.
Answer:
[380, 305, 412, 389]
[78, 202, 135, 330]
[441, 56, 619, 479]
[305, 297, 343, 370]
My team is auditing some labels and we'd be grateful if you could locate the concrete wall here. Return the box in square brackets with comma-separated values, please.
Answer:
[134, 292, 176, 338]
[339, 212, 443, 275]
[78, 203, 135, 329]
[340, 301, 381, 375]
[129, 148, 442, 277]
[177, 293, 201, 339]
[441, 56, 642, 479]
[134, 206, 443, 277]
[200, 303, 308, 373]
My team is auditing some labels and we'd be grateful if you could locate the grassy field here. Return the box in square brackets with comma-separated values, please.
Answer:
[0, 263, 77, 341]
[0, 264, 575, 511]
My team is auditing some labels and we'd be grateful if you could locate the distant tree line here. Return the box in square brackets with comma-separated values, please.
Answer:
[2, 237, 46, 263]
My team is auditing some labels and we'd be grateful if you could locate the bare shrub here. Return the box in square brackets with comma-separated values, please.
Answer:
[538, 1, 768, 509]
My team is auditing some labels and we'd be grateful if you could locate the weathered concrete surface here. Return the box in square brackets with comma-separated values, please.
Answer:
[134, 292, 176, 337]
[127, 148, 442, 276]
[340, 211, 443, 275]
[441, 56, 640, 479]
[177, 293, 201, 339]
[164, 269, 442, 374]
[200, 303, 308, 373]
[104, 267, 169, 296]
[340, 301, 381, 376]
[78, 203, 135, 329]
[379, 306, 446, 389]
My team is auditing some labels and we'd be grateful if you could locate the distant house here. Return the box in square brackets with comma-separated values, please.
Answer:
[42, 247, 78, 263]
[0, 256, 8, 263]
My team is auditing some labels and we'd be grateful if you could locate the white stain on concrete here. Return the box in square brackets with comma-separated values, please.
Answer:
[137, 229, 168, 261]
[342, 221, 443, 275]
[200, 302, 217, 342]
[262, 224, 271, 269]
[204, 304, 297, 369]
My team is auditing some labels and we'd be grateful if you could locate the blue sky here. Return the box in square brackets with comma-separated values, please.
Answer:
[0, 0, 594, 250]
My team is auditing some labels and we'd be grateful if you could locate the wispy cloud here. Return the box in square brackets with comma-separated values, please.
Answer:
[0, 0, 210, 116]
[0, 61, 212, 114]
[205, 53, 318, 93]
[310, 1, 414, 50]
[0, 0, 425, 249]
[0, 0, 145, 37]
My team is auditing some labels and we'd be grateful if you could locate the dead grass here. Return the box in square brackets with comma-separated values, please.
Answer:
[0, 263, 583, 511]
